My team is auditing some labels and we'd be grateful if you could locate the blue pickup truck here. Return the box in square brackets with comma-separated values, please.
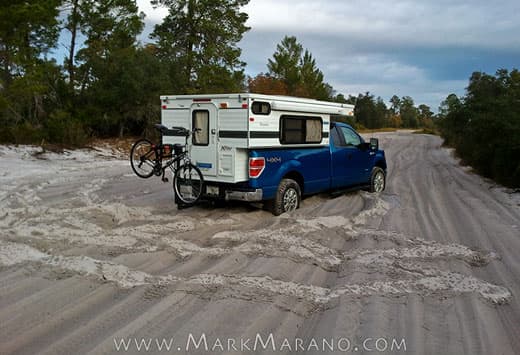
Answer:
[160, 94, 387, 215]
[249, 122, 386, 215]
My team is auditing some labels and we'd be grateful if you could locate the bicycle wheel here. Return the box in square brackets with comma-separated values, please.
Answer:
[173, 162, 204, 205]
[130, 139, 156, 178]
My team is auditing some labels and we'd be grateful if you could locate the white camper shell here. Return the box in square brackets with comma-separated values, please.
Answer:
[160, 93, 354, 184]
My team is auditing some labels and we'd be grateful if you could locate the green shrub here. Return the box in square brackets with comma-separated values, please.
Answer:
[45, 111, 88, 147]
[0, 122, 46, 145]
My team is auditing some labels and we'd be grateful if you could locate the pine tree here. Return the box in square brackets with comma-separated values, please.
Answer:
[267, 36, 333, 100]
[267, 36, 303, 94]
[0, 0, 61, 125]
[0, 0, 61, 85]
[151, 0, 250, 93]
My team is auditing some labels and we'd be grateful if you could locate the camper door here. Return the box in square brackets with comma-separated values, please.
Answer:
[190, 103, 217, 177]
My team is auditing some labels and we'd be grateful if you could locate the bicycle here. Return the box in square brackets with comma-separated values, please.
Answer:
[130, 124, 204, 205]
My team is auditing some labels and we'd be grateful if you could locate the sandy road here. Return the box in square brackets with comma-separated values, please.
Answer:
[0, 132, 519, 354]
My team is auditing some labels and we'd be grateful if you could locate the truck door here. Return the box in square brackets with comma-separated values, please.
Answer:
[190, 103, 218, 177]
[330, 125, 371, 187]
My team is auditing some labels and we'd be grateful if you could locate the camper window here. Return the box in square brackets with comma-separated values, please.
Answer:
[192, 110, 209, 146]
[252, 101, 271, 115]
[280, 116, 322, 144]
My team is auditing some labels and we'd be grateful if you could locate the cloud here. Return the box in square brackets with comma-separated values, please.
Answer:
[136, 1, 168, 39]
[137, 1, 169, 23]
[243, 0, 520, 50]
[241, 0, 520, 109]
[136, 0, 520, 110]
[239, 30, 469, 109]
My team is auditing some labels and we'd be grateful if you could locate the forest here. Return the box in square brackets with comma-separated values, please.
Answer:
[437, 69, 520, 188]
[0, 1, 518, 187]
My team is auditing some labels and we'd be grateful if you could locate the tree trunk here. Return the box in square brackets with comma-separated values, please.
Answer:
[1, 44, 12, 87]
[185, 0, 195, 91]
[119, 121, 124, 138]
[67, 0, 79, 89]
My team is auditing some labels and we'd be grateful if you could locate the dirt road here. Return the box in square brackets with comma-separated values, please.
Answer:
[1, 132, 519, 354]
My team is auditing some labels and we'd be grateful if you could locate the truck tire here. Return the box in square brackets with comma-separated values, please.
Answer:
[369, 167, 386, 193]
[268, 178, 301, 216]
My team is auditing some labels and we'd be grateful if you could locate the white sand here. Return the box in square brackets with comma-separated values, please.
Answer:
[1, 134, 519, 354]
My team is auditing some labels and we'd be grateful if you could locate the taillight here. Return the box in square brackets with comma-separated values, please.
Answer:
[249, 157, 265, 178]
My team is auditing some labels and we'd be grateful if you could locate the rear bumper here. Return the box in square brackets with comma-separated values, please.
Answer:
[225, 188, 263, 202]
[203, 181, 263, 202]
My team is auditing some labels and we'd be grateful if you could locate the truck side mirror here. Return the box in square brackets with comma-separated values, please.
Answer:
[370, 138, 379, 150]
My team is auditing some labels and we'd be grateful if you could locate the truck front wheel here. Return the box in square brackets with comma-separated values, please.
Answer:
[369, 167, 386, 193]
[268, 178, 301, 216]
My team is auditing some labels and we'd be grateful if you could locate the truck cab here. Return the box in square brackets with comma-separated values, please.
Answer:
[329, 122, 383, 189]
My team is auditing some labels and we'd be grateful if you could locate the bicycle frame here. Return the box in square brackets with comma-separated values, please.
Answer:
[141, 144, 183, 181]
[144, 126, 196, 182]
[131, 124, 204, 206]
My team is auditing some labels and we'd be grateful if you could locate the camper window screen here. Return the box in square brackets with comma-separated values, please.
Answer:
[252, 101, 271, 115]
[192, 110, 209, 146]
[280, 116, 322, 144]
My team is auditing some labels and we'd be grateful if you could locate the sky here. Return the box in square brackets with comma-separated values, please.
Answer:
[136, 0, 520, 111]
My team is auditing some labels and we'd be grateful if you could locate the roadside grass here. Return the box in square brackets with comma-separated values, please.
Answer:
[358, 127, 440, 135]
[87, 137, 137, 155]
[413, 128, 440, 135]
[1, 136, 138, 158]
[357, 128, 398, 133]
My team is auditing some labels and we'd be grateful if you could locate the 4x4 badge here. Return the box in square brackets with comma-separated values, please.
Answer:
[266, 157, 282, 163]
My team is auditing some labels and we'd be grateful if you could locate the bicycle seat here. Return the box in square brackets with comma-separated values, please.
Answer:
[154, 124, 189, 137]
[154, 123, 169, 134]
[169, 126, 189, 137]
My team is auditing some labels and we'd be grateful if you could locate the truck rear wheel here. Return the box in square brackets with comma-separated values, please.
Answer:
[268, 178, 301, 216]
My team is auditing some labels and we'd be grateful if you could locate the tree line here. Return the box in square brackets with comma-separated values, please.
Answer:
[437, 69, 520, 188]
[1, 0, 439, 147]
[0, 0, 250, 145]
